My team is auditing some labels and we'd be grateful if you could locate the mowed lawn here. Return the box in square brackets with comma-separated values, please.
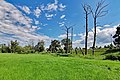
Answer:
[0, 53, 120, 80]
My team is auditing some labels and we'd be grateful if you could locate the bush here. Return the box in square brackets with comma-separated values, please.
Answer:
[105, 55, 120, 61]
[103, 49, 120, 54]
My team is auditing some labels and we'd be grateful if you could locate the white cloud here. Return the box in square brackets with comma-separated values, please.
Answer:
[43, 24, 48, 26]
[0, 0, 67, 47]
[59, 3, 66, 11]
[34, 7, 41, 18]
[45, 13, 54, 18]
[54, 0, 58, 4]
[72, 40, 83, 48]
[45, 0, 59, 12]
[45, 13, 54, 20]
[45, 3, 58, 11]
[0, 0, 51, 46]
[60, 15, 65, 19]
[43, 0, 66, 12]
[34, 19, 40, 25]
[58, 33, 76, 39]
[75, 25, 117, 48]
[40, 4, 45, 11]
[104, 24, 110, 27]
[19, 6, 31, 14]
[32, 0, 66, 21]
[32, 26, 41, 30]
[58, 22, 65, 27]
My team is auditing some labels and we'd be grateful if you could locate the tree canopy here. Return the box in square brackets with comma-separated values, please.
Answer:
[113, 25, 120, 48]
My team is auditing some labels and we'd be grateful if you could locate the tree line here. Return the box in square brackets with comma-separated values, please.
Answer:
[1, 0, 120, 55]
[0, 24, 119, 54]
[0, 38, 73, 54]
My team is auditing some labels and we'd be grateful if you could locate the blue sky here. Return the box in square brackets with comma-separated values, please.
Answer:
[0, 0, 120, 48]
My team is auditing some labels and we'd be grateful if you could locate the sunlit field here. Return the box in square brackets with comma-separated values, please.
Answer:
[0, 53, 120, 80]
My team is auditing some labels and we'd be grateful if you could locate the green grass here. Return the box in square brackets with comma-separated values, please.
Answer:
[0, 53, 120, 80]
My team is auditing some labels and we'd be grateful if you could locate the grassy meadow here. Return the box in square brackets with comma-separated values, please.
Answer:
[0, 53, 120, 80]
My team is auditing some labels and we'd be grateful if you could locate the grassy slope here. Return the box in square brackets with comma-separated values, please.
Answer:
[0, 53, 120, 80]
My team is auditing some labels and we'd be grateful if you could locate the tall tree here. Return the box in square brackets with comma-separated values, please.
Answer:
[90, 0, 108, 55]
[62, 25, 75, 54]
[71, 27, 73, 54]
[48, 40, 61, 53]
[1, 44, 11, 53]
[82, 4, 91, 55]
[62, 25, 72, 54]
[35, 40, 45, 52]
[61, 38, 72, 53]
[10, 40, 19, 53]
[113, 25, 120, 48]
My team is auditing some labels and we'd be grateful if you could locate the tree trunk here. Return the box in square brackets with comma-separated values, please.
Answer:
[66, 29, 69, 54]
[79, 47, 84, 55]
[85, 13, 88, 55]
[92, 17, 97, 55]
[71, 27, 73, 54]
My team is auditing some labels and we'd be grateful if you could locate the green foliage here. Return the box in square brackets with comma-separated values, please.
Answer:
[0, 40, 45, 54]
[0, 54, 120, 80]
[61, 38, 72, 53]
[104, 44, 114, 49]
[23, 45, 35, 54]
[34, 40, 45, 52]
[48, 40, 61, 53]
[113, 26, 120, 48]
[10, 40, 19, 53]
[105, 54, 120, 61]
[1, 44, 11, 53]
[103, 49, 120, 54]
[104, 49, 120, 60]
[15, 46, 24, 53]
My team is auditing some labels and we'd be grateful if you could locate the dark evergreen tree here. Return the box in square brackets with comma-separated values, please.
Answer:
[113, 26, 120, 48]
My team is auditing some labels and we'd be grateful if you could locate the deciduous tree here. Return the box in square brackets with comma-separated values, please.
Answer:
[82, 4, 91, 55]
[90, 0, 108, 55]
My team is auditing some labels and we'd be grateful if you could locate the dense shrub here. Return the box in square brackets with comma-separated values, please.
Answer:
[103, 49, 120, 55]
[105, 55, 120, 61]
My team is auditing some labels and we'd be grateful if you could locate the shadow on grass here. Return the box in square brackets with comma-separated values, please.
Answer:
[101, 49, 120, 55]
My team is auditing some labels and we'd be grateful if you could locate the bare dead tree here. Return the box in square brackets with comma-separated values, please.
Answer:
[62, 25, 74, 54]
[62, 25, 71, 54]
[82, 4, 91, 55]
[90, 0, 108, 55]
[71, 27, 73, 54]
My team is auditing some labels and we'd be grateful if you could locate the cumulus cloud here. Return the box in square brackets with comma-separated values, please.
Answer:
[74, 26, 117, 48]
[45, 13, 54, 18]
[34, 7, 41, 18]
[32, 0, 66, 20]
[104, 24, 110, 27]
[72, 40, 84, 48]
[43, 24, 48, 26]
[60, 15, 65, 19]
[59, 3, 66, 11]
[46, 3, 58, 11]
[45, 13, 54, 20]
[34, 19, 40, 25]
[54, 0, 58, 4]
[58, 33, 77, 39]
[19, 6, 31, 14]
[44, 0, 59, 12]
[58, 22, 65, 27]
[0, 0, 51, 45]
[43, 0, 66, 12]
